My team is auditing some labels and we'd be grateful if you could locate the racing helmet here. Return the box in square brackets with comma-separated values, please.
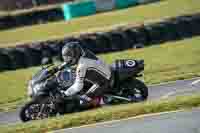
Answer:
[62, 41, 83, 66]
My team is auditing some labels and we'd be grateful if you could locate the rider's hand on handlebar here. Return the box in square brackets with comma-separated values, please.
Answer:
[58, 62, 67, 70]
[60, 90, 67, 98]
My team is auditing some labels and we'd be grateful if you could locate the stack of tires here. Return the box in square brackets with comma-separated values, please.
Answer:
[0, 13, 200, 71]
[0, 7, 63, 30]
[122, 25, 149, 48]
[0, 41, 63, 71]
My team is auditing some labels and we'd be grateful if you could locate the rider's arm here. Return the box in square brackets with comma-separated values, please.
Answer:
[58, 62, 67, 70]
[64, 64, 86, 96]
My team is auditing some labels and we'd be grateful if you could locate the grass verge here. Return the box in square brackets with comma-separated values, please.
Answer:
[0, 0, 200, 46]
[0, 36, 200, 112]
[1, 93, 200, 133]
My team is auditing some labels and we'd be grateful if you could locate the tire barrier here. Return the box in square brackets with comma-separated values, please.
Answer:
[0, 13, 200, 71]
[107, 30, 130, 51]
[48, 40, 65, 61]
[0, 0, 74, 11]
[172, 17, 193, 39]
[192, 14, 200, 35]
[0, 16, 15, 30]
[0, 49, 12, 71]
[137, 0, 159, 4]
[79, 33, 101, 53]
[0, 0, 161, 30]
[123, 26, 149, 47]
[93, 33, 112, 53]
[144, 23, 166, 44]
[0, 7, 63, 30]
[183, 15, 200, 36]
[144, 20, 182, 44]
[157, 21, 180, 41]
[5, 48, 28, 69]
[94, 0, 115, 12]
[24, 47, 42, 67]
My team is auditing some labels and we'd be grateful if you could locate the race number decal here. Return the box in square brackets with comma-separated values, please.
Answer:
[125, 60, 136, 67]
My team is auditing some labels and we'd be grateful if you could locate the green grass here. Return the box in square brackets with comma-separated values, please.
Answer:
[0, 67, 39, 111]
[0, 11, 7, 17]
[0, 36, 200, 112]
[1, 93, 200, 133]
[0, 0, 200, 46]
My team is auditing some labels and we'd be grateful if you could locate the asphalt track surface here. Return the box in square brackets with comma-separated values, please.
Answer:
[0, 78, 200, 126]
[55, 108, 200, 133]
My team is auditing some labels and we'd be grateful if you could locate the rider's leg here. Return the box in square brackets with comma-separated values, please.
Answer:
[81, 80, 110, 107]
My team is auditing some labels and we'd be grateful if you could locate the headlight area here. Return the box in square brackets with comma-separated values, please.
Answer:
[27, 81, 33, 97]
[27, 81, 43, 97]
[27, 85, 32, 97]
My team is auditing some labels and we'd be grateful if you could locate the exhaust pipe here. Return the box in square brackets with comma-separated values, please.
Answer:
[104, 94, 132, 102]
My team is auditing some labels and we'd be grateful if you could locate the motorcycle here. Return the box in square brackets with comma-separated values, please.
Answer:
[19, 59, 148, 122]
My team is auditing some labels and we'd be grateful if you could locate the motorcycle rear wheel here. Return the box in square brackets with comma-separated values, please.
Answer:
[121, 79, 148, 102]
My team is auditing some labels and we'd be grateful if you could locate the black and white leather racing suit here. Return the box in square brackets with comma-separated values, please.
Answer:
[63, 50, 112, 102]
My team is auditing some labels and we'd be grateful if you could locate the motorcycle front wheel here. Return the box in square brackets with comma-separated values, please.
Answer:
[19, 96, 57, 122]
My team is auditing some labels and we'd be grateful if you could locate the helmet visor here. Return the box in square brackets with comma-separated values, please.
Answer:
[63, 55, 73, 64]
[62, 51, 73, 65]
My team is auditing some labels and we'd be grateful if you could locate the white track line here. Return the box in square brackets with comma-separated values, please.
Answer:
[161, 91, 177, 99]
[149, 77, 200, 87]
[191, 79, 200, 86]
[161, 87, 199, 99]
[53, 110, 184, 133]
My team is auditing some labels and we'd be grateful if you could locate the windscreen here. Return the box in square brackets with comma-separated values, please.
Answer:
[31, 68, 49, 84]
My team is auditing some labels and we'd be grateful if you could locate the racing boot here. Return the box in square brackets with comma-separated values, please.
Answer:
[80, 95, 104, 109]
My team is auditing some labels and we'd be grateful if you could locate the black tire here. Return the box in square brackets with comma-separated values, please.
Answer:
[121, 79, 148, 102]
[19, 96, 57, 122]
[20, 99, 38, 122]
[0, 49, 12, 71]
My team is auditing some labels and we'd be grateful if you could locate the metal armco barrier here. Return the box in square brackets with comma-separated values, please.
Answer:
[137, 0, 160, 4]
[62, 0, 96, 21]
[0, 13, 200, 71]
[114, 0, 138, 9]
[94, 0, 115, 12]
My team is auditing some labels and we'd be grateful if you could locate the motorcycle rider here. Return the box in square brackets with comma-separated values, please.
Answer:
[60, 41, 112, 107]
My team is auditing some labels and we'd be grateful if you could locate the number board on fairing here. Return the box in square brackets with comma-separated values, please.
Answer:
[125, 60, 136, 68]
